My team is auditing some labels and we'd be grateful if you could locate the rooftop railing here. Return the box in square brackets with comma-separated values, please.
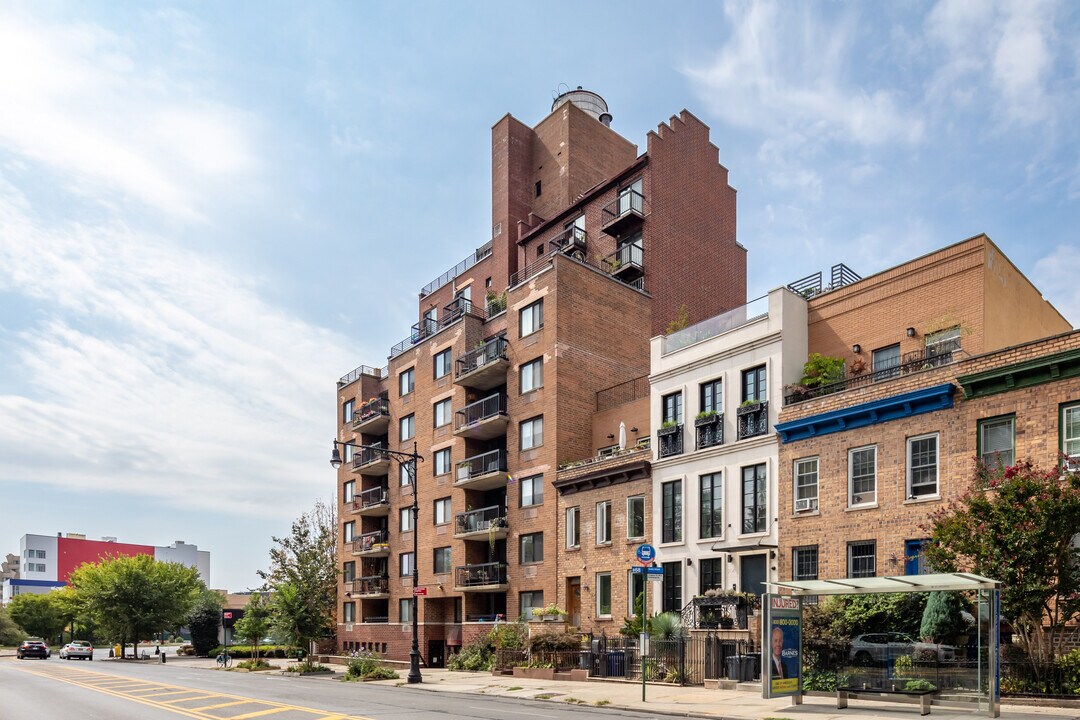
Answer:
[420, 241, 494, 298]
[337, 365, 383, 388]
[389, 299, 484, 360]
[787, 262, 861, 299]
[662, 295, 769, 355]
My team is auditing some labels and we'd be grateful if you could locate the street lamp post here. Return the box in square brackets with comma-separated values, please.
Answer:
[332, 438, 424, 684]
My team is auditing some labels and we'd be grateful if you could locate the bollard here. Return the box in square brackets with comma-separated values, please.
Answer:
[160, 652, 166, 664]
[155, 645, 160, 656]
[108, 647, 114, 658]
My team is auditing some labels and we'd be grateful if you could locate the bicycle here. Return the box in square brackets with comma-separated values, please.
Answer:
[216, 651, 232, 669]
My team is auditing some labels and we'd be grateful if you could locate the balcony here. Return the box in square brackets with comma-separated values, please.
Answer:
[351, 486, 390, 516]
[737, 401, 769, 440]
[455, 335, 510, 391]
[455, 449, 508, 491]
[657, 424, 684, 459]
[695, 413, 724, 450]
[602, 240, 643, 282]
[453, 562, 509, 592]
[548, 226, 587, 257]
[352, 397, 390, 434]
[454, 505, 509, 541]
[454, 394, 509, 440]
[352, 444, 391, 475]
[350, 576, 390, 599]
[601, 189, 645, 236]
[352, 530, 390, 557]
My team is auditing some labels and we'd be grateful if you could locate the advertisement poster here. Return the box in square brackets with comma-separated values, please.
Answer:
[768, 596, 801, 696]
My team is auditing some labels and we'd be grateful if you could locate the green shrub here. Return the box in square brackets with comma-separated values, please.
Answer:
[803, 669, 849, 691]
[1059, 648, 1080, 694]
[526, 632, 580, 652]
[344, 650, 398, 681]
[207, 645, 294, 659]
[490, 623, 527, 650]
[448, 635, 494, 671]
[285, 662, 330, 673]
[904, 679, 937, 692]
[236, 659, 274, 671]
[919, 591, 970, 643]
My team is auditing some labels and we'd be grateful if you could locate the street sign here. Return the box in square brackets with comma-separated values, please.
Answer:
[222, 611, 233, 619]
[646, 566, 664, 575]
[631, 566, 644, 574]
[636, 544, 656, 564]
[647, 574, 665, 582]
[413, 587, 428, 596]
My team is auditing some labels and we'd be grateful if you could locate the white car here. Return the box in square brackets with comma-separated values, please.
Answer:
[59, 640, 93, 660]
[850, 633, 955, 664]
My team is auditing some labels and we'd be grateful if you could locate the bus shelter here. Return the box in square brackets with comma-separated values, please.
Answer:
[763, 572, 1000, 717]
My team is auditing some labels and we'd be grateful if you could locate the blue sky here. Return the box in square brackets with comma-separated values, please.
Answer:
[1, 1, 1077, 590]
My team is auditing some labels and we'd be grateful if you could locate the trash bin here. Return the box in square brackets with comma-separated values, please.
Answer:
[725, 655, 742, 680]
[738, 655, 755, 681]
[607, 650, 626, 677]
[579, 650, 591, 671]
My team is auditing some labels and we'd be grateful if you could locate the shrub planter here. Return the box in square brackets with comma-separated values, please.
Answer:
[657, 424, 680, 437]
[513, 666, 555, 681]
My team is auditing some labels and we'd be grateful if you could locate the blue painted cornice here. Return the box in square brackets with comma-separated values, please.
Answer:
[775, 384, 956, 444]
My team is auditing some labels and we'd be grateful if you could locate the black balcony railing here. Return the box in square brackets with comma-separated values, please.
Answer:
[456, 336, 509, 378]
[602, 240, 643, 277]
[354, 443, 389, 469]
[454, 505, 507, 535]
[390, 300, 484, 359]
[454, 562, 508, 588]
[353, 530, 389, 553]
[783, 346, 962, 405]
[356, 486, 388, 509]
[420, 241, 493, 298]
[455, 393, 507, 430]
[549, 226, 587, 255]
[602, 189, 645, 228]
[352, 576, 389, 596]
[695, 414, 723, 450]
[736, 401, 769, 440]
[361, 615, 389, 623]
[658, 425, 684, 458]
[356, 397, 389, 424]
[456, 449, 506, 482]
[787, 262, 862, 299]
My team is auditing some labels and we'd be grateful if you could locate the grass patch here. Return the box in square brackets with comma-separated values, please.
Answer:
[563, 697, 585, 704]
[506, 686, 523, 692]
[534, 693, 555, 700]
[594, 700, 611, 706]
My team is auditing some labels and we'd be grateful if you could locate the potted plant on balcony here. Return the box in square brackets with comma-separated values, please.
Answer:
[536, 604, 567, 622]
[694, 410, 720, 427]
[737, 399, 762, 415]
[657, 420, 680, 437]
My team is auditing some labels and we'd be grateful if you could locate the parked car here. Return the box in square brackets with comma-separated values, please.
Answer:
[849, 633, 956, 664]
[16, 640, 50, 659]
[59, 641, 93, 660]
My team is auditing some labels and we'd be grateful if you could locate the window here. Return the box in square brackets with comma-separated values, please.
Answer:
[628, 570, 646, 616]
[793, 546, 818, 581]
[925, 326, 961, 357]
[434, 448, 451, 476]
[520, 591, 543, 620]
[32, 563, 46, 572]
[399, 507, 413, 533]
[343, 399, 355, 423]
[872, 344, 901, 380]
[662, 480, 682, 543]
[979, 416, 1015, 468]
[399, 460, 414, 487]
[343, 561, 356, 583]
[1063, 403, 1080, 467]
[400, 414, 415, 441]
[742, 365, 766, 403]
[400, 552, 415, 577]
[399, 598, 412, 623]
[35, 550, 45, 559]
[700, 558, 724, 594]
[742, 464, 767, 533]
[662, 391, 683, 425]
[794, 458, 819, 511]
[700, 379, 722, 414]
[343, 443, 354, 464]
[536, 243, 543, 258]
[627, 496, 645, 539]
[596, 573, 612, 617]
[343, 602, 355, 623]
[907, 434, 939, 498]
[434, 398, 452, 427]
[905, 539, 929, 575]
[433, 546, 452, 574]
[434, 497, 451, 525]
[662, 561, 682, 613]
[343, 480, 355, 504]
[520, 474, 543, 507]
[520, 357, 544, 393]
[535, 180, 542, 197]
[596, 501, 612, 544]
[434, 349, 452, 379]
[520, 299, 544, 337]
[520, 532, 544, 564]
[566, 507, 580, 549]
[399, 367, 414, 396]
[699, 473, 723, 539]
[343, 521, 355, 543]
[520, 416, 544, 450]
[848, 446, 877, 505]
[847, 541, 876, 578]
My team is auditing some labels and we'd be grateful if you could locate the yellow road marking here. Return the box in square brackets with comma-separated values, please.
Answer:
[189, 699, 253, 711]
[141, 689, 205, 698]
[162, 693, 220, 704]
[227, 708, 294, 719]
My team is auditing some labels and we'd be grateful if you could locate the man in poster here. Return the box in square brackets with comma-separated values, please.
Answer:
[771, 625, 791, 678]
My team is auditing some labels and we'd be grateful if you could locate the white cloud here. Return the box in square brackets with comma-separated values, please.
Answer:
[682, 0, 924, 147]
[1033, 244, 1080, 328]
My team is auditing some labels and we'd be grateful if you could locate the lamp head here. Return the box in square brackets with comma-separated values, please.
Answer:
[330, 444, 342, 469]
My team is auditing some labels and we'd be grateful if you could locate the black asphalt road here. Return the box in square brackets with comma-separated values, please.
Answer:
[0, 657, 649, 720]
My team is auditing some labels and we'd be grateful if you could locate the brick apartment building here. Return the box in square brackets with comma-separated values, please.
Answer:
[772, 236, 1071, 583]
[334, 89, 747, 662]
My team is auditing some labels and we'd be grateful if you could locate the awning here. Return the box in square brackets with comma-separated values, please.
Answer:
[766, 572, 999, 596]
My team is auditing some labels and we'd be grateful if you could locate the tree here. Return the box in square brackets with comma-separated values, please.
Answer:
[925, 459, 1080, 664]
[919, 591, 970, 643]
[67, 554, 203, 659]
[0, 605, 27, 645]
[7, 592, 65, 643]
[187, 588, 224, 657]
[259, 500, 337, 665]
[233, 593, 270, 662]
[828, 593, 927, 640]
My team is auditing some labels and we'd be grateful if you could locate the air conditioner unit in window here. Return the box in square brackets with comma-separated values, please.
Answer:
[794, 498, 813, 512]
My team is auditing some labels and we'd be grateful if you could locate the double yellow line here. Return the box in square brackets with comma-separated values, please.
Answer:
[12, 663, 368, 720]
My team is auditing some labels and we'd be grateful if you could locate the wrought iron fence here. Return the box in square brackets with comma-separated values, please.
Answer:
[784, 347, 963, 405]
[595, 375, 648, 412]
[658, 425, 684, 458]
[737, 402, 769, 439]
[695, 415, 723, 449]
